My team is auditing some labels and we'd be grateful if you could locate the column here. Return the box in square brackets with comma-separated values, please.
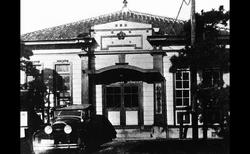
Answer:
[151, 48, 167, 138]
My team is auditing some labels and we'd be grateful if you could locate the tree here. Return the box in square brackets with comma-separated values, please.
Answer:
[20, 41, 46, 110]
[20, 41, 47, 134]
[21, 41, 68, 125]
[169, 6, 230, 139]
[42, 68, 65, 123]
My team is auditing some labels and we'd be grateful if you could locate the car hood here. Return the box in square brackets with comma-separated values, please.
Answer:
[53, 116, 81, 125]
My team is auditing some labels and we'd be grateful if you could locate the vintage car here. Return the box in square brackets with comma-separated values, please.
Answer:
[32, 104, 116, 151]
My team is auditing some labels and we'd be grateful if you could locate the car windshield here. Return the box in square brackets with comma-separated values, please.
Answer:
[58, 110, 81, 117]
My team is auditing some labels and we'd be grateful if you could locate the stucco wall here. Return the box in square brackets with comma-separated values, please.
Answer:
[126, 54, 153, 69]
[95, 54, 119, 70]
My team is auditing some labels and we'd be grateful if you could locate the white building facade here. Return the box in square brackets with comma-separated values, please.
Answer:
[21, 3, 229, 139]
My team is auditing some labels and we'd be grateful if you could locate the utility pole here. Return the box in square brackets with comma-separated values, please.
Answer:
[191, 0, 196, 45]
[190, 0, 199, 140]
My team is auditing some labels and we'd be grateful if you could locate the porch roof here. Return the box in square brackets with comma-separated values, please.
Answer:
[90, 64, 165, 84]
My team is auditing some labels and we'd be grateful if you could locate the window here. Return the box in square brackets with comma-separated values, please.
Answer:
[174, 70, 191, 125]
[202, 69, 221, 87]
[105, 83, 139, 108]
[55, 64, 70, 73]
[106, 87, 121, 108]
[176, 110, 191, 124]
[124, 85, 138, 108]
[55, 63, 72, 102]
[175, 70, 190, 107]
[104, 82, 141, 126]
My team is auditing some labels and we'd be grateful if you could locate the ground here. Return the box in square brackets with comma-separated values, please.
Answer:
[21, 138, 229, 154]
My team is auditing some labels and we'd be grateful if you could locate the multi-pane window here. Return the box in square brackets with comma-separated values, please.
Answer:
[105, 84, 139, 108]
[55, 64, 71, 98]
[124, 86, 138, 108]
[106, 87, 121, 108]
[174, 70, 191, 125]
[175, 70, 191, 107]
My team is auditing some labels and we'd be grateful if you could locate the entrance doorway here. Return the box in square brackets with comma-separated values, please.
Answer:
[104, 82, 142, 126]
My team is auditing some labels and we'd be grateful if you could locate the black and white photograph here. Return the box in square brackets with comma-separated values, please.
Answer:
[20, 0, 230, 153]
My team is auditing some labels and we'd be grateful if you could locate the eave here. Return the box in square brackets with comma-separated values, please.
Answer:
[22, 37, 97, 50]
[147, 34, 230, 46]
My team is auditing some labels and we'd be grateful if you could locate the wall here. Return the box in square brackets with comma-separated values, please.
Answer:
[92, 20, 153, 51]
[143, 82, 154, 125]
[95, 55, 119, 70]
[30, 49, 82, 104]
[163, 52, 178, 125]
[96, 85, 103, 115]
[126, 54, 153, 69]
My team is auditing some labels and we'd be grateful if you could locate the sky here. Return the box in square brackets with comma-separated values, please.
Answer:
[20, 0, 229, 34]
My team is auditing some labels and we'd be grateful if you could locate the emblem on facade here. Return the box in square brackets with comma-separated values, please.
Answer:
[117, 31, 126, 40]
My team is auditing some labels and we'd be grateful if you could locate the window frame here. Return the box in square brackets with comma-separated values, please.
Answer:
[175, 110, 191, 125]
[174, 69, 192, 125]
[202, 68, 221, 88]
[104, 82, 140, 110]
[174, 70, 191, 108]
[54, 61, 73, 106]
[103, 82, 143, 126]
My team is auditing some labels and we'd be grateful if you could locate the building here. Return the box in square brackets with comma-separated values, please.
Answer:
[21, 1, 229, 139]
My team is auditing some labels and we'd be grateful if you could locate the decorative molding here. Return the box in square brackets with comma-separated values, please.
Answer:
[117, 31, 126, 40]
[100, 34, 143, 50]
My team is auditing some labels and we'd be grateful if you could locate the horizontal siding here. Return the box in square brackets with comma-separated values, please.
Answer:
[143, 82, 154, 125]
[71, 55, 82, 104]
[163, 55, 176, 125]
[96, 85, 103, 115]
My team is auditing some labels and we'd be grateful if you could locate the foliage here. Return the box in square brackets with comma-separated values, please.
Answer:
[197, 85, 230, 138]
[169, 6, 230, 138]
[20, 41, 47, 111]
[20, 41, 67, 125]
[170, 6, 230, 73]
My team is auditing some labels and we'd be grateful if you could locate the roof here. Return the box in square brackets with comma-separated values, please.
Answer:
[21, 9, 185, 41]
[56, 104, 92, 111]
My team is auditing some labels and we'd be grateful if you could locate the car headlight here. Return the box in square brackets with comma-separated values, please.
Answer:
[64, 125, 72, 134]
[44, 125, 53, 134]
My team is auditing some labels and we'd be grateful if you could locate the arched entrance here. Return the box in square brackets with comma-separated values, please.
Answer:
[89, 63, 165, 127]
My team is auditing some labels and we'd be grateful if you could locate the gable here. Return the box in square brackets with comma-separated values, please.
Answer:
[92, 20, 153, 51]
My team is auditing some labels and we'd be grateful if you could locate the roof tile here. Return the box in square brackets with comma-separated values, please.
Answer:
[21, 10, 186, 41]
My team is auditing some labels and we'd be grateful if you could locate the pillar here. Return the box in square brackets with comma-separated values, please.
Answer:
[151, 48, 167, 137]
[79, 48, 96, 114]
